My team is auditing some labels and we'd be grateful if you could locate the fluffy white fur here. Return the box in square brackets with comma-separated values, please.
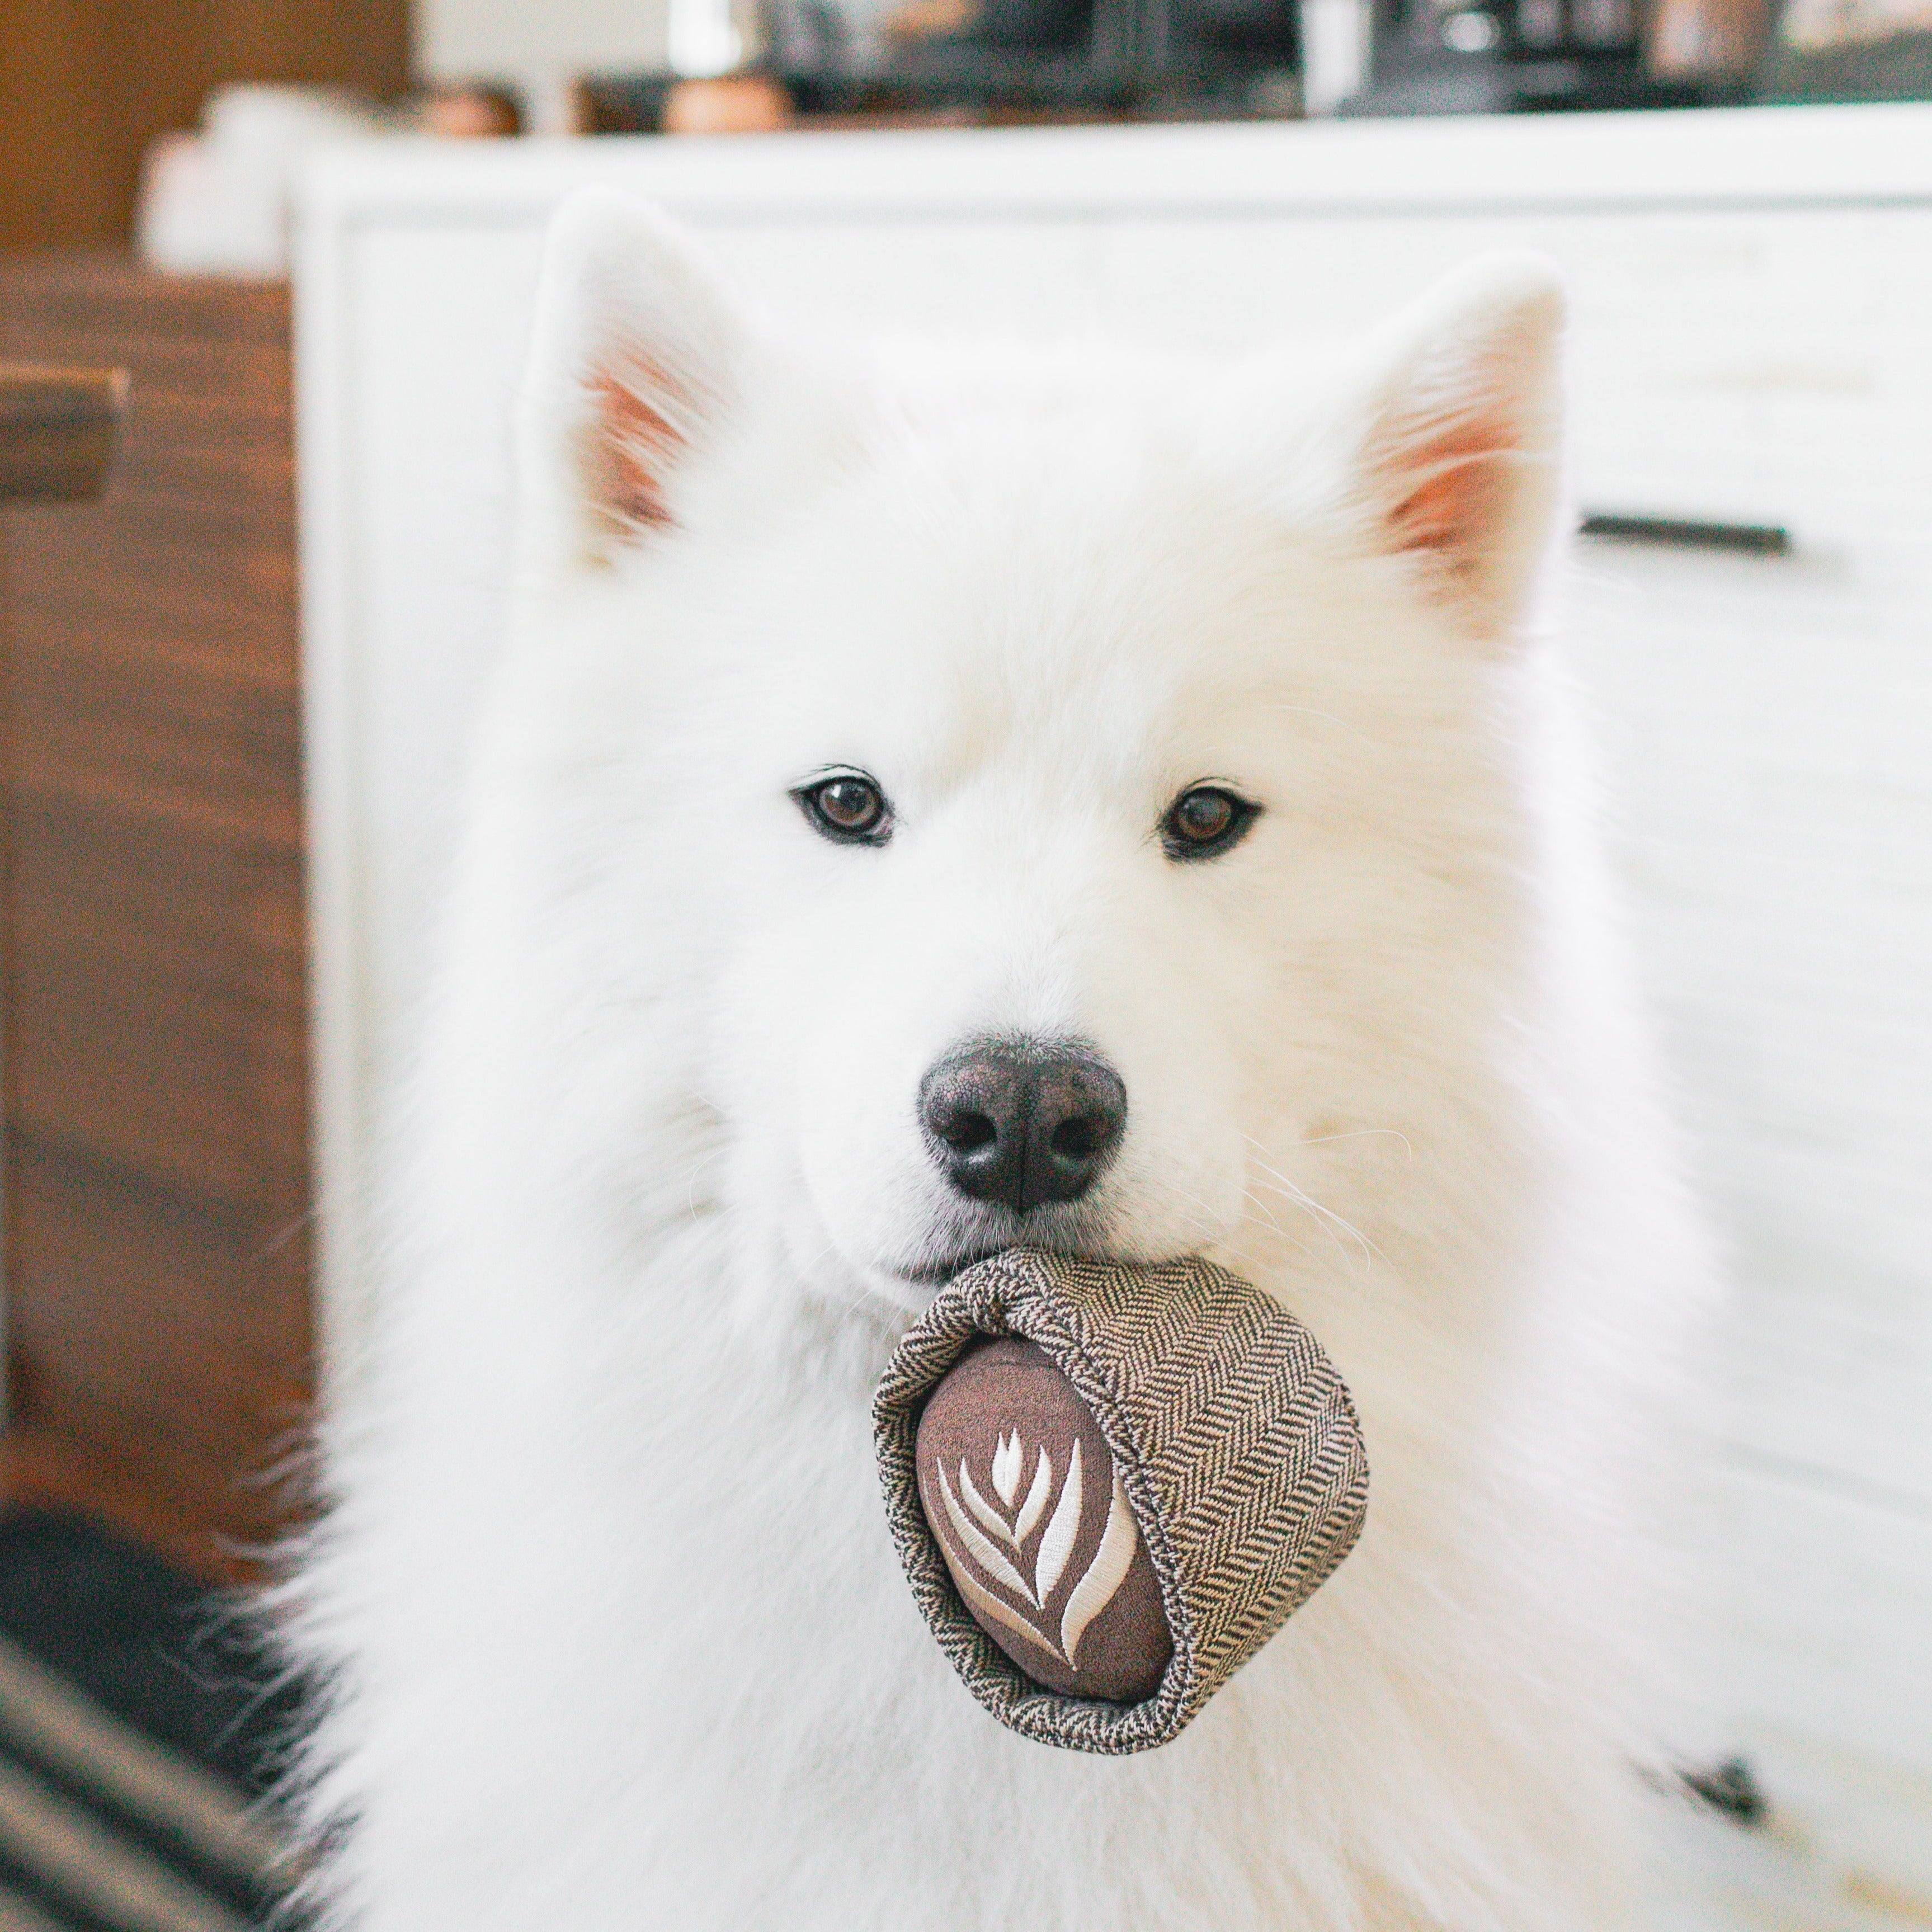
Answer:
[289, 189, 1716, 1931]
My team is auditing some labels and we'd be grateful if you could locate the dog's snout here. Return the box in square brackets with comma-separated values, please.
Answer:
[918, 1039, 1127, 1213]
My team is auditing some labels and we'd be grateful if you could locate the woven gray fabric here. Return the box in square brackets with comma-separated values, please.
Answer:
[874, 1247, 1370, 1754]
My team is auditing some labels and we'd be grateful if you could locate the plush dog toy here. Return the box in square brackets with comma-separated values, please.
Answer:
[875, 1248, 1369, 1754]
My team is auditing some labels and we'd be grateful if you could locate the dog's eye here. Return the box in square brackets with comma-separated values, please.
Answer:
[795, 771, 893, 846]
[1160, 785, 1259, 862]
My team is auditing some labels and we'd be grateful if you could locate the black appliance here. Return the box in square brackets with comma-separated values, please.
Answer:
[1345, 0, 1728, 110]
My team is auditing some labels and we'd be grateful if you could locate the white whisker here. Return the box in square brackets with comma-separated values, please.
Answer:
[1289, 1127, 1415, 1160]
[1240, 1132, 1380, 1275]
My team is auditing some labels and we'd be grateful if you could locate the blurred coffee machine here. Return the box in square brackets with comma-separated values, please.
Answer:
[1341, 0, 1744, 109]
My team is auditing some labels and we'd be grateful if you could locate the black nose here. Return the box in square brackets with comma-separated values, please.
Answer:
[918, 1039, 1128, 1214]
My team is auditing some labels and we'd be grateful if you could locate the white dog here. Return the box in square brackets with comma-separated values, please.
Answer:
[290, 188, 1714, 1931]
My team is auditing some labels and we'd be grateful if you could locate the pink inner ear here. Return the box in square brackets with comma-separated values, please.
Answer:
[1382, 412, 1515, 588]
[585, 352, 689, 534]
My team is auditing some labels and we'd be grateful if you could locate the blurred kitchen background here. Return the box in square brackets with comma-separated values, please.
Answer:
[3, 0, 1932, 1927]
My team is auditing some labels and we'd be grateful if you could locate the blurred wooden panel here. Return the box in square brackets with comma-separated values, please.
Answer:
[0, 0, 411, 250]
[0, 257, 310, 1575]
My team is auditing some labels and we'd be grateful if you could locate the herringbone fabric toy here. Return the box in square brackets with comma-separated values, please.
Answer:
[874, 1247, 1370, 1754]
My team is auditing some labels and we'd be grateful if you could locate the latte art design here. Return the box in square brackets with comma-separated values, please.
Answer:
[929, 1427, 1141, 1669]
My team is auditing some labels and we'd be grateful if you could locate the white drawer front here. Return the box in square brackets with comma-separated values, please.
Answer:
[1100, 208, 1932, 550]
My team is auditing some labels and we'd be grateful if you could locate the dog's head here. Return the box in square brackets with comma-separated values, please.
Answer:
[509, 191, 1567, 1325]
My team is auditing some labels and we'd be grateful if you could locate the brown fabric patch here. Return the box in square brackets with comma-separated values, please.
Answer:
[917, 1338, 1171, 1704]
[875, 1248, 1370, 1755]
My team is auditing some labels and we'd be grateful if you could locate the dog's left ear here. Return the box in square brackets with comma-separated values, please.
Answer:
[515, 188, 756, 577]
[1334, 252, 1567, 643]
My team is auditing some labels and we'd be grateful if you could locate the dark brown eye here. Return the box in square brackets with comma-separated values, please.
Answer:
[1160, 784, 1258, 862]
[795, 771, 892, 846]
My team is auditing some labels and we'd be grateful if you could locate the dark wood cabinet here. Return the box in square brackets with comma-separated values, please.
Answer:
[0, 257, 310, 1577]
[0, 0, 410, 251]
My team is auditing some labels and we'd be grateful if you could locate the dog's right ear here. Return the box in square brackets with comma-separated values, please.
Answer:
[515, 189, 751, 577]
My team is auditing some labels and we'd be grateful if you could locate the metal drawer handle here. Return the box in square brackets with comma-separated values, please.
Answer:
[1578, 512, 1792, 556]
